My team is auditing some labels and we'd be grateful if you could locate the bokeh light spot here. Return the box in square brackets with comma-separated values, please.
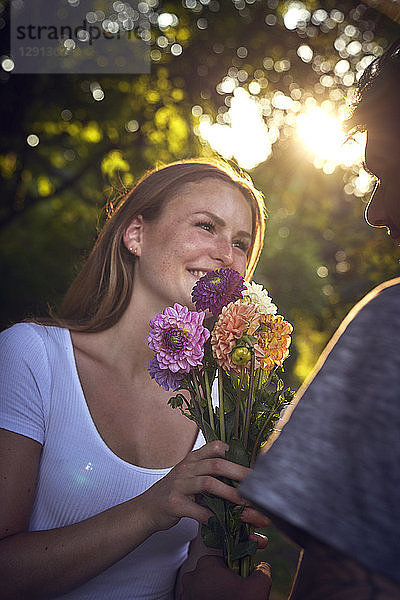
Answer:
[27, 134, 40, 147]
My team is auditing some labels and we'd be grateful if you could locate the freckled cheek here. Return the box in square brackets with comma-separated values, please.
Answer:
[180, 234, 208, 256]
[233, 254, 247, 276]
[160, 240, 192, 270]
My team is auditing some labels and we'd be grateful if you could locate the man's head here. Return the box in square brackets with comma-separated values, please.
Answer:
[345, 38, 400, 244]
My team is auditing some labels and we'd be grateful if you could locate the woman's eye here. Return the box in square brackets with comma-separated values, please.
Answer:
[233, 240, 249, 253]
[196, 221, 214, 232]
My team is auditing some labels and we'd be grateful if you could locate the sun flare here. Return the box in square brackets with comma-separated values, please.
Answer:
[296, 106, 365, 170]
[197, 88, 272, 170]
[297, 107, 344, 161]
[196, 86, 375, 197]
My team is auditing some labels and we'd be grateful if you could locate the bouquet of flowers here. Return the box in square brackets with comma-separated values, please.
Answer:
[147, 268, 293, 577]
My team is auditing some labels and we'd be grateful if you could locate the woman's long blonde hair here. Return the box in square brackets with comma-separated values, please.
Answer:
[54, 159, 266, 332]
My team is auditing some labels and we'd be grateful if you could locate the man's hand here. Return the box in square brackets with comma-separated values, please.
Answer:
[177, 555, 271, 600]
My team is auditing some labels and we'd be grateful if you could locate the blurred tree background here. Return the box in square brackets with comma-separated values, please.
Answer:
[0, 1, 399, 597]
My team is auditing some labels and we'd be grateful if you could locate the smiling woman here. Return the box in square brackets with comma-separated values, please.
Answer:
[0, 158, 271, 600]
[125, 178, 253, 312]
[56, 159, 266, 333]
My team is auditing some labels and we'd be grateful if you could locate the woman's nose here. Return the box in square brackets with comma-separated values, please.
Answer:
[365, 181, 387, 227]
[212, 237, 233, 265]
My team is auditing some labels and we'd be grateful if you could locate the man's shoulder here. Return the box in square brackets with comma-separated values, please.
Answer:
[362, 277, 400, 305]
[341, 277, 400, 333]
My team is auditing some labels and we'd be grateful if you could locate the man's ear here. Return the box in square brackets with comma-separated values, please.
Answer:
[123, 215, 143, 256]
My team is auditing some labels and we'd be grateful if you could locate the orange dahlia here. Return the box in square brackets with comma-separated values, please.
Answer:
[255, 313, 293, 372]
[211, 302, 262, 373]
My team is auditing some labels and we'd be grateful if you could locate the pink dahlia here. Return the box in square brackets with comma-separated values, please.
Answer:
[191, 268, 246, 316]
[147, 303, 210, 373]
[211, 302, 262, 374]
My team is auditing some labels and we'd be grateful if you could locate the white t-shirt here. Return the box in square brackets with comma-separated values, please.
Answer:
[0, 323, 204, 599]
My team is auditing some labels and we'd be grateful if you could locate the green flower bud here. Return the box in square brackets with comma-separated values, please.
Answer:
[232, 346, 251, 366]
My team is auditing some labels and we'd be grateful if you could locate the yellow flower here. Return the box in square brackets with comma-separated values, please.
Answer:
[255, 314, 293, 371]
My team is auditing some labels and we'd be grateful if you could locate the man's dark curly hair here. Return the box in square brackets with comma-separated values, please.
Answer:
[345, 37, 400, 135]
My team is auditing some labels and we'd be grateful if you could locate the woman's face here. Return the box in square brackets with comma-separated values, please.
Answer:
[134, 177, 253, 311]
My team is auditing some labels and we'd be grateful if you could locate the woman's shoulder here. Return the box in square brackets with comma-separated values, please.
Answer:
[0, 322, 70, 358]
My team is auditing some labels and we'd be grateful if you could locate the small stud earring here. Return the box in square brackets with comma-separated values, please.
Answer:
[129, 247, 137, 254]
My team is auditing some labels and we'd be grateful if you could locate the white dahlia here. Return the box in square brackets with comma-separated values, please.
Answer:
[242, 281, 277, 315]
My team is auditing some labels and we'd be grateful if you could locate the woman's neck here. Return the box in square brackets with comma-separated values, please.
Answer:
[71, 292, 163, 380]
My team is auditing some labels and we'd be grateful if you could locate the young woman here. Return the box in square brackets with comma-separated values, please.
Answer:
[0, 159, 271, 599]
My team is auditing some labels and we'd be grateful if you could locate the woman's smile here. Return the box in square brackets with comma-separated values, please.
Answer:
[187, 269, 212, 281]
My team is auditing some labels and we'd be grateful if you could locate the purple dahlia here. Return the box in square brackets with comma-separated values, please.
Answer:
[147, 303, 210, 373]
[191, 268, 246, 316]
[148, 356, 185, 391]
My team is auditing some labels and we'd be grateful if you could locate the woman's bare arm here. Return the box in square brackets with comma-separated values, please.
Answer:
[0, 432, 249, 600]
[0, 429, 159, 599]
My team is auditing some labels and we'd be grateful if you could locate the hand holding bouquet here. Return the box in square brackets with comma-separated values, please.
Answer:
[147, 269, 293, 577]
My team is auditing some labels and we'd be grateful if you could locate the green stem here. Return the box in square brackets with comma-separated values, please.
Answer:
[218, 367, 225, 442]
[204, 370, 215, 431]
[192, 370, 202, 404]
[242, 354, 256, 448]
[250, 397, 279, 466]
[233, 369, 244, 438]
[255, 367, 262, 392]
[191, 371, 206, 435]
[240, 556, 250, 578]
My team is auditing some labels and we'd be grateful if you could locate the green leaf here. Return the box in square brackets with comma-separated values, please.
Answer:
[284, 388, 295, 402]
[168, 394, 185, 409]
[227, 505, 246, 534]
[235, 333, 257, 348]
[224, 409, 236, 441]
[226, 438, 250, 467]
[202, 494, 228, 529]
[230, 540, 258, 561]
[201, 516, 225, 549]
[186, 405, 204, 429]
[219, 371, 237, 412]
[201, 419, 219, 442]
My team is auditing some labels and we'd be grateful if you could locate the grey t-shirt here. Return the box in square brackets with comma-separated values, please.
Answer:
[240, 279, 400, 585]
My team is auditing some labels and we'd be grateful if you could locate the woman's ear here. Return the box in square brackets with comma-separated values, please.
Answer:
[123, 215, 143, 256]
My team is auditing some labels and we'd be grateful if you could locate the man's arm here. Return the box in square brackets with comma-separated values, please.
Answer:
[290, 538, 400, 600]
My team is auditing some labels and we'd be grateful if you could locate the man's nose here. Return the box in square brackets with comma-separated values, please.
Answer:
[365, 181, 387, 228]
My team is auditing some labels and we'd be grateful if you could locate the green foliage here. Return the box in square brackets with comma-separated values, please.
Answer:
[201, 492, 258, 567]
[251, 371, 294, 436]
[225, 437, 250, 468]
[167, 394, 185, 409]
[171, 332, 292, 575]
[230, 540, 258, 562]
[201, 515, 225, 549]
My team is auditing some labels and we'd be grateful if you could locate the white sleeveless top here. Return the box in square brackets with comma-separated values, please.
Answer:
[0, 323, 205, 599]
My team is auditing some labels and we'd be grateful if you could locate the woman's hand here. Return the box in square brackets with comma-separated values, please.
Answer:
[144, 441, 253, 531]
[177, 555, 272, 600]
